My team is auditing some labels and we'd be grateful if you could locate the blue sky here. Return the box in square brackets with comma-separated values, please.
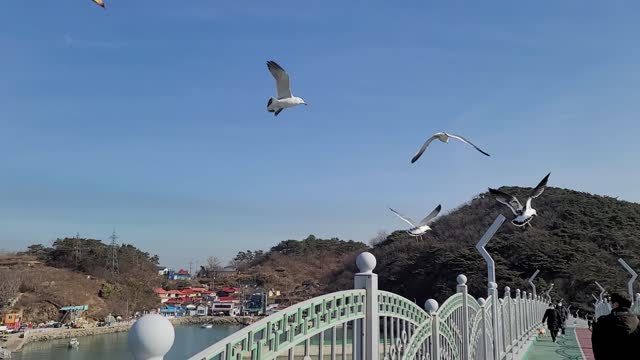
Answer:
[1, 1, 639, 269]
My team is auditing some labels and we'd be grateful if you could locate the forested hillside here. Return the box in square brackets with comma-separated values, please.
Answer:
[2, 238, 161, 322]
[236, 235, 368, 302]
[328, 187, 640, 313]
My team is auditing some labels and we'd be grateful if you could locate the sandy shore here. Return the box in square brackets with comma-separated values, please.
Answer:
[7, 316, 254, 353]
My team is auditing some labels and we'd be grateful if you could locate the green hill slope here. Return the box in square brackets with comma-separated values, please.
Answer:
[329, 187, 640, 313]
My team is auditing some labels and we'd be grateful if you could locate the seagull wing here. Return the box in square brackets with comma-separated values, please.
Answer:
[411, 134, 439, 163]
[92, 0, 105, 7]
[388, 208, 417, 227]
[267, 61, 292, 99]
[419, 204, 442, 226]
[488, 188, 522, 215]
[447, 133, 491, 157]
[529, 172, 551, 199]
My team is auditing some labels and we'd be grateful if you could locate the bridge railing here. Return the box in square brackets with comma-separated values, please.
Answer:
[594, 293, 640, 319]
[128, 252, 548, 360]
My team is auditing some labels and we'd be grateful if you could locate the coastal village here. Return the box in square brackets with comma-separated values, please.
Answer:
[0, 235, 366, 358]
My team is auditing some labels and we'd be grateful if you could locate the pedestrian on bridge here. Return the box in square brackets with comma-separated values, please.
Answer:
[557, 303, 568, 336]
[542, 303, 560, 342]
[591, 293, 639, 360]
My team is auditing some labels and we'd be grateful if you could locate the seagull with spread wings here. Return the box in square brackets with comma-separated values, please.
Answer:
[411, 132, 490, 163]
[266, 61, 307, 116]
[389, 204, 442, 241]
[489, 173, 551, 227]
[92, 0, 105, 8]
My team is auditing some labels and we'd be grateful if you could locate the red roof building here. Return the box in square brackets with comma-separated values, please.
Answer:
[217, 296, 236, 302]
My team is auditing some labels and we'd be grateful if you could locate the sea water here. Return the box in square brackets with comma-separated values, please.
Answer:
[14, 324, 242, 360]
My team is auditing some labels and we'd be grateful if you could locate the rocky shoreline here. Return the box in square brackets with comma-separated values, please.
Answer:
[10, 316, 254, 353]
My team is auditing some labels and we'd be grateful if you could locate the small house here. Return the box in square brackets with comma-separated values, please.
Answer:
[156, 266, 169, 276]
[160, 306, 185, 318]
[173, 269, 191, 281]
[196, 304, 208, 316]
[2, 313, 21, 331]
[219, 287, 240, 297]
[186, 304, 197, 316]
[154, 288, 170, 303]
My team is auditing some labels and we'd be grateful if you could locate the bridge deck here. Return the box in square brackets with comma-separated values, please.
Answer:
[574, 328, 595, 360]
[523, 327, 585, 360]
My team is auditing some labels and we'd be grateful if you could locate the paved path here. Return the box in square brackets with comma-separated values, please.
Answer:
[4, 332, 27, 352]
[574, 328, 595, 360]
[523, 327, 585, 360]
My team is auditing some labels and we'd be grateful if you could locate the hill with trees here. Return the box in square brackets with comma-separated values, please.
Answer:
[226, 235, 368, 304]
[1, 238, 161, 322]
[328, 187, 640, 314]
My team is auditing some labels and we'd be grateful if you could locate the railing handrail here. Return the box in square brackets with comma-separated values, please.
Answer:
[186, 289, 366, 360]
[127, 252, 551, 360]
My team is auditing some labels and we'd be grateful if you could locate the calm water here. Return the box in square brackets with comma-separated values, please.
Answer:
[14, 324, 243, 360]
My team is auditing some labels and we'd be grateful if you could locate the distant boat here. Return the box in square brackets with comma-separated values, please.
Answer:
[201, 324, 213, 329]
[68, 338, 79, 349]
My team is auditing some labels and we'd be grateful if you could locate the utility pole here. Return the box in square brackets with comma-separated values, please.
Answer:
[189, 261, 193, 279]
[74, 232, 81, 270]
[108, 229, 119, 273]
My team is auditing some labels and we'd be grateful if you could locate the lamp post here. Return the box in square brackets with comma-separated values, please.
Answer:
[528, 269, 540, 297]
[543, 283, 554, 303]
[595, 282, 606, 302]
[475, 215, 506, 291]
[475, 214, 505, 360]
[617, 258, 638, 303]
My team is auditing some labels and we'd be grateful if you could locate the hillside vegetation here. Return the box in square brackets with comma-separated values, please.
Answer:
[237, 235, 368, 302]
[328, 187, 640, 313]
[1, 238, 161, 322]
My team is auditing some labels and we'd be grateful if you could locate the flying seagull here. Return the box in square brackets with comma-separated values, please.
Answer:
[411, 132, 490, 163]
[489, 173, 551, 227]
[92, 0, 105, 7]
[389, 204, 442, 241]
[266, 60, 307, 116]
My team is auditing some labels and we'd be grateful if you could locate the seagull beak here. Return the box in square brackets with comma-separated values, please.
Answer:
[303, 103, 308, 106]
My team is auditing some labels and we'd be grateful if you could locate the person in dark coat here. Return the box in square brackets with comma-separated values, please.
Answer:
[557, 303, 568, 335]
[591, 293, 639, 360]
[542, 303, 560, 342]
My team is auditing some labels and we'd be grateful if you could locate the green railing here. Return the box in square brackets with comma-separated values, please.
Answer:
[127, 252, 549, 360]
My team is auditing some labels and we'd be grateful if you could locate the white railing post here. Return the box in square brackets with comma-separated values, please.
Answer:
[489, 282, 500, 360]
[515, 289, 522, 353]
[128, 314, 175, 360]
[425, 299, 439, 360]
[457, 275, 470, 360]
[503, 287, 510, 356]
[478, 298, 490, 360]
[618, 258, 638, 304]
[354, 252, 379, 360]
[499, 297, 506, 357]
[522, 291, 528, 339]
[526, 293, 533, 339]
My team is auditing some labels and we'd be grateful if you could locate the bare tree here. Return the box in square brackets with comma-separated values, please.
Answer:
[206, 256, 223, 272]
[203, 256, 223, 290]
[369, 230, 389, 247]
[0, 269, 22, 307]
